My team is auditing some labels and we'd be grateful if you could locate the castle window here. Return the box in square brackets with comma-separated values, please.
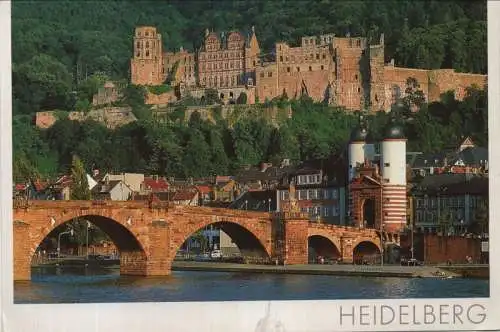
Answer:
[286, 56, 289, 61]
[357, 40, 361, 47]
[260, 72, 264, 78]
[136, 41, 140, 49]
[146, 50, 150, 57]
[321, 65, 324, 70]
[375, 94, 379, 102]
[268, 72, 272, 77]
[355, 74, 358, 80]
[280, 56, 283, 62]
[310, 53, 313, 60]
[253, 60, 256, 66]
[136, 51, 140, 57]
[146, 41, 150, 48]
[297, 67, 300, 72]
[357, 87, 360, 92]
[322, 54, 326, 59]
[145, 31, 149, 37]
[309, 66, 312, 71]
[316, 54, 319, 60]
[287, 67, 290, 72]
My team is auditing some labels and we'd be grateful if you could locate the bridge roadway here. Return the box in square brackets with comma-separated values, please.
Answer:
[13, 200, 393, 281]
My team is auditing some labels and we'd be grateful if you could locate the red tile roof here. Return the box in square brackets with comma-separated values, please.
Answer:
[172, 190, 197, 201]
[196, 185, 211, 194]
[14, 184, 27, 191]
[143, 177, 169, 192]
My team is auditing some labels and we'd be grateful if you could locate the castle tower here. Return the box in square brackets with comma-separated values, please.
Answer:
[368, 33, 386, 112]
[130, 26, 164, 86]
[380, 119, 407, 233]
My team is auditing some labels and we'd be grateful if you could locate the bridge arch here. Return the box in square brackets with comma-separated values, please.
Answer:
[168, 212, 272, 263]
[307, 228, 341, 263]
[352, 239, 381, 265]
[14, 206, 152, 280]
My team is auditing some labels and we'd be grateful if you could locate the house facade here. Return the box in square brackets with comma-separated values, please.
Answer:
[276, 167, 346, 224]
[410, 173, 488, 234]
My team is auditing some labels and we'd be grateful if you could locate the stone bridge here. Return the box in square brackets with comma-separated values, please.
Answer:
[12, 200, 394, 281]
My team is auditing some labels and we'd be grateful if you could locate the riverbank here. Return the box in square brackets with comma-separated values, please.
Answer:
[33, 259, 489, 279]
[171, 261, 460, 278]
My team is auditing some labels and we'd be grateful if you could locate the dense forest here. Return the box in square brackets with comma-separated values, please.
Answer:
[11, 0, 488, 182]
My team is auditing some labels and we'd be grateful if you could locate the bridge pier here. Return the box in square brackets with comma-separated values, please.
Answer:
[13, 221, 32, 281]
[281, 213, 309, 265]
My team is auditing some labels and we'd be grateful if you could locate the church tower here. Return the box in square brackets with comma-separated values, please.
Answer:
[130, 26, 164, 86]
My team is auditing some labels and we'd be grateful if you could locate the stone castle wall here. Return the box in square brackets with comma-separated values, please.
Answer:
[131, 26, 487, 112]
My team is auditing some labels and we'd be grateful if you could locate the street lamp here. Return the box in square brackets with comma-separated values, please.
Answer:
[86, 221, 92, 259]
[268, 198, 272, 212]
[380, 223, 384, 266]
[57, 228, 74, 258]
[245, 200, 248, 210]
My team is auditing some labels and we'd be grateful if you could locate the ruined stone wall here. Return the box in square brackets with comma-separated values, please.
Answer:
[163, 49, 196, 87]
[335, 47, 365, 110]
[428, 70, 487, 101]
[383, 66, 430, 110]
[255, 63, 279, 101]
[145, 91, 178, 105]
[368, 45, 386, 112]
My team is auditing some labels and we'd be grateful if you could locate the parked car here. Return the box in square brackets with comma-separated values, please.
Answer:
[210, 250, 223, 259]
[401, 258, 423, 266]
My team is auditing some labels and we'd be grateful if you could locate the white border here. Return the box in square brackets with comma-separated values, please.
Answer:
[1, 1, 499, 331]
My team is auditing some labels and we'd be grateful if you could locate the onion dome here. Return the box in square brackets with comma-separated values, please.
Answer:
[350, 126, 368, 142]
[383, 121, 406, 140]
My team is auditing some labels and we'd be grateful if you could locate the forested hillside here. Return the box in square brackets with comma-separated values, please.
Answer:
[11, 1, 488, 182]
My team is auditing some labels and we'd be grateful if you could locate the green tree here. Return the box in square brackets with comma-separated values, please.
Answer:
[13, 54, 73, 114]
[70, 155, 91, 200]
[236, 92, 247, 104]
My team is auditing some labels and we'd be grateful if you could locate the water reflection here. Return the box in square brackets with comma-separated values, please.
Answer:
[14, 267, 489, 304]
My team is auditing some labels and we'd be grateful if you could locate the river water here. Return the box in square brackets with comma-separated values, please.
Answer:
[14, 267, 489, 304]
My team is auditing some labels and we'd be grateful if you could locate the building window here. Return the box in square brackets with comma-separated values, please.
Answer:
[297, 67, 300, 72]
[280, 56, 283, 62]
[260, 72, 264, 78]
[323, 189, 330, 199]
[322, 54, 326, 59]
[309, 66, 312, 71]
[331, 189, 338, 199]
[384, 163, 390, 167]
[268, 72, 272, 77]
[321, 65, 324, 70]
[287, 67, 291, 73]
[357, 87, 361, 92]
[323, 207, 330, 217]
[332, 206, 339, 216]
[298, 190, 306, 200]
[355, 74, 358, 80]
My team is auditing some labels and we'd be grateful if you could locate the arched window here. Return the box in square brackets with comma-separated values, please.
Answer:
[146, 41, 150, 48]
[136, 41, 140, 49]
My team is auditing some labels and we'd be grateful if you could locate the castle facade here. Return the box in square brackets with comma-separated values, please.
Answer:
[131, 26, 487, 112]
